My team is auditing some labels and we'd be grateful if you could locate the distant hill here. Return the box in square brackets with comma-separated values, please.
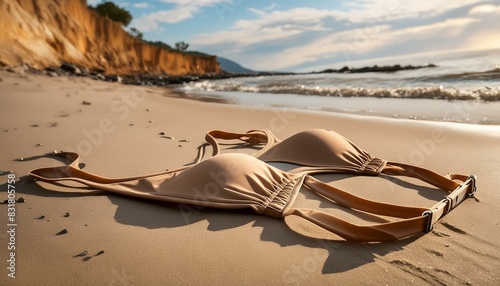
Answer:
[217, 57, 255, 74]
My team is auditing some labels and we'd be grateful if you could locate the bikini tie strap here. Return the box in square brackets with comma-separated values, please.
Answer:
[286, 174, 476, 242]
[195, 129, 279, 163]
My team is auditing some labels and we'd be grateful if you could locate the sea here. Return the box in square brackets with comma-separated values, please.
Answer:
[177, 49, 500, 125]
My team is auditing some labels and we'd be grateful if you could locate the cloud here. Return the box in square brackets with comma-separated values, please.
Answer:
[133, 3, 150, 9]
[469, 4, 500, 14]
[191, 0, 494, 71]
[265, 3, 279, 11]
[133, 0, 231, 32]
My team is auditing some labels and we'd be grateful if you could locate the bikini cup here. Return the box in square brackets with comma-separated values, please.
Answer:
[202, 129, 468, 192]
[29, 151, 475, 242]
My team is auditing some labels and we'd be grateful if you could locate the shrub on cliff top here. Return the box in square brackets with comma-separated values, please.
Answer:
[89, 1, 132, 27]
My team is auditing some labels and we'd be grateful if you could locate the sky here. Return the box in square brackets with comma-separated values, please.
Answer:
[87, 0, 500, 72]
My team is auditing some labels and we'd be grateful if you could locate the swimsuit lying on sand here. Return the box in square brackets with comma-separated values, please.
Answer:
[29, 129, 476, 242]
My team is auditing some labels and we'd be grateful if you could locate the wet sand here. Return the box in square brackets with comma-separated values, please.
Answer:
[0, 70, 499, 285]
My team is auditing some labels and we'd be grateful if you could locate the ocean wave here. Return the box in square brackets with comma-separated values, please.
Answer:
[181, 81, 500, 101]
[418, 67, 500, 82]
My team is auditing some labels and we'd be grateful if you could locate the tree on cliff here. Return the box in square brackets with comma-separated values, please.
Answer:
[175, 42, 189, 52]
[89, 1, 132, 27]
[129, 28, 143, 40]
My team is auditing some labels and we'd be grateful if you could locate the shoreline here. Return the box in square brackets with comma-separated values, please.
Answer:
[0, 71, 499, 285]
[170, 89, 500, 125]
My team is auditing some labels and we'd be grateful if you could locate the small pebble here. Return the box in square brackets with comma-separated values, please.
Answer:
[64, 212, 70, 217]
[95, 250, 105, 256]
[15, 157, 24, 161]
[178, 145, 183, 148]
[82, 101, 91, 105]
[146, 108, 150, 112]
[37, 215, 45, 219]
[129, 123, 134, 126]
[149, 120, 153, 123]
[56, 229, 68, 236]
[179, 139, 189, 142]
[82, 257, 92, 262]
[50, 122, 58, 127]
[165, 136, 174, 140]
[16, 197, 25, 203]
[74, 251, 88, 257]
[36, 143, 43, 147]
[159, 132, 165, 136]
[445, 244, 450, 247]
[31, 124, 39, 127]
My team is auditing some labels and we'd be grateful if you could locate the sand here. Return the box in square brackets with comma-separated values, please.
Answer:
[0, 70, 499, 285]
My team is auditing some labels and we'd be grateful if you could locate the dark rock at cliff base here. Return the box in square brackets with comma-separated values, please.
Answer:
[60, 62, 81, 74]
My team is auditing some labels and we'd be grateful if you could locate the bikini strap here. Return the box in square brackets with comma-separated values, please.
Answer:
[381, 162, 468, 192]
[195, 129, 280, 163]
[288, 174, 476, 242]
[29, 152, 177, 185]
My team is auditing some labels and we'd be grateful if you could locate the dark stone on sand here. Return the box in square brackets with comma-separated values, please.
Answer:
[82, 257, 92, 261]
[82, 101, 91, 105]
[74, 251, 88, 257]
[37, 215, 45, 219]
[15, 157, 24, 161]
[56, 229, 68, 236]
[159, 132, 165, 135]
[31, 124, 40, 127]
[64, 212, 70, 217]
[36, 143, 43, 147]
[16, 197, 25, 203]
[95, 250, 105, 256]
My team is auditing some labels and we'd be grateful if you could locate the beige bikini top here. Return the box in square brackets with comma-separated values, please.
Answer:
[29, 129, 476, 242]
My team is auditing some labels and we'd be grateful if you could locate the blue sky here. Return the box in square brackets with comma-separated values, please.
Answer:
[88, 0, 500, 72]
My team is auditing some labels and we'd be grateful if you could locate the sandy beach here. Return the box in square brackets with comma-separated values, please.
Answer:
[1, 70, 500, 285]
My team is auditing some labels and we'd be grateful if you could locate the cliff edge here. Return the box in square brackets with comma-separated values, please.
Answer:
[0, 0, 220, 75]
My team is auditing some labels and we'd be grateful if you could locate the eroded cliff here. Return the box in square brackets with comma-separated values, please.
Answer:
[0, 0, 220, 75]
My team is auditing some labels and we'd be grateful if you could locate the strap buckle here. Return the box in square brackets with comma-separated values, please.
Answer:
[423, 174, 477, 232]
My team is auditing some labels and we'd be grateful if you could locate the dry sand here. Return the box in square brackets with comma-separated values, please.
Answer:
[0, 70, 499, 285]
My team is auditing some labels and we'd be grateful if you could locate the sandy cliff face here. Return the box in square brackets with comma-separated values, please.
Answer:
[0, 0, 220, 75]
